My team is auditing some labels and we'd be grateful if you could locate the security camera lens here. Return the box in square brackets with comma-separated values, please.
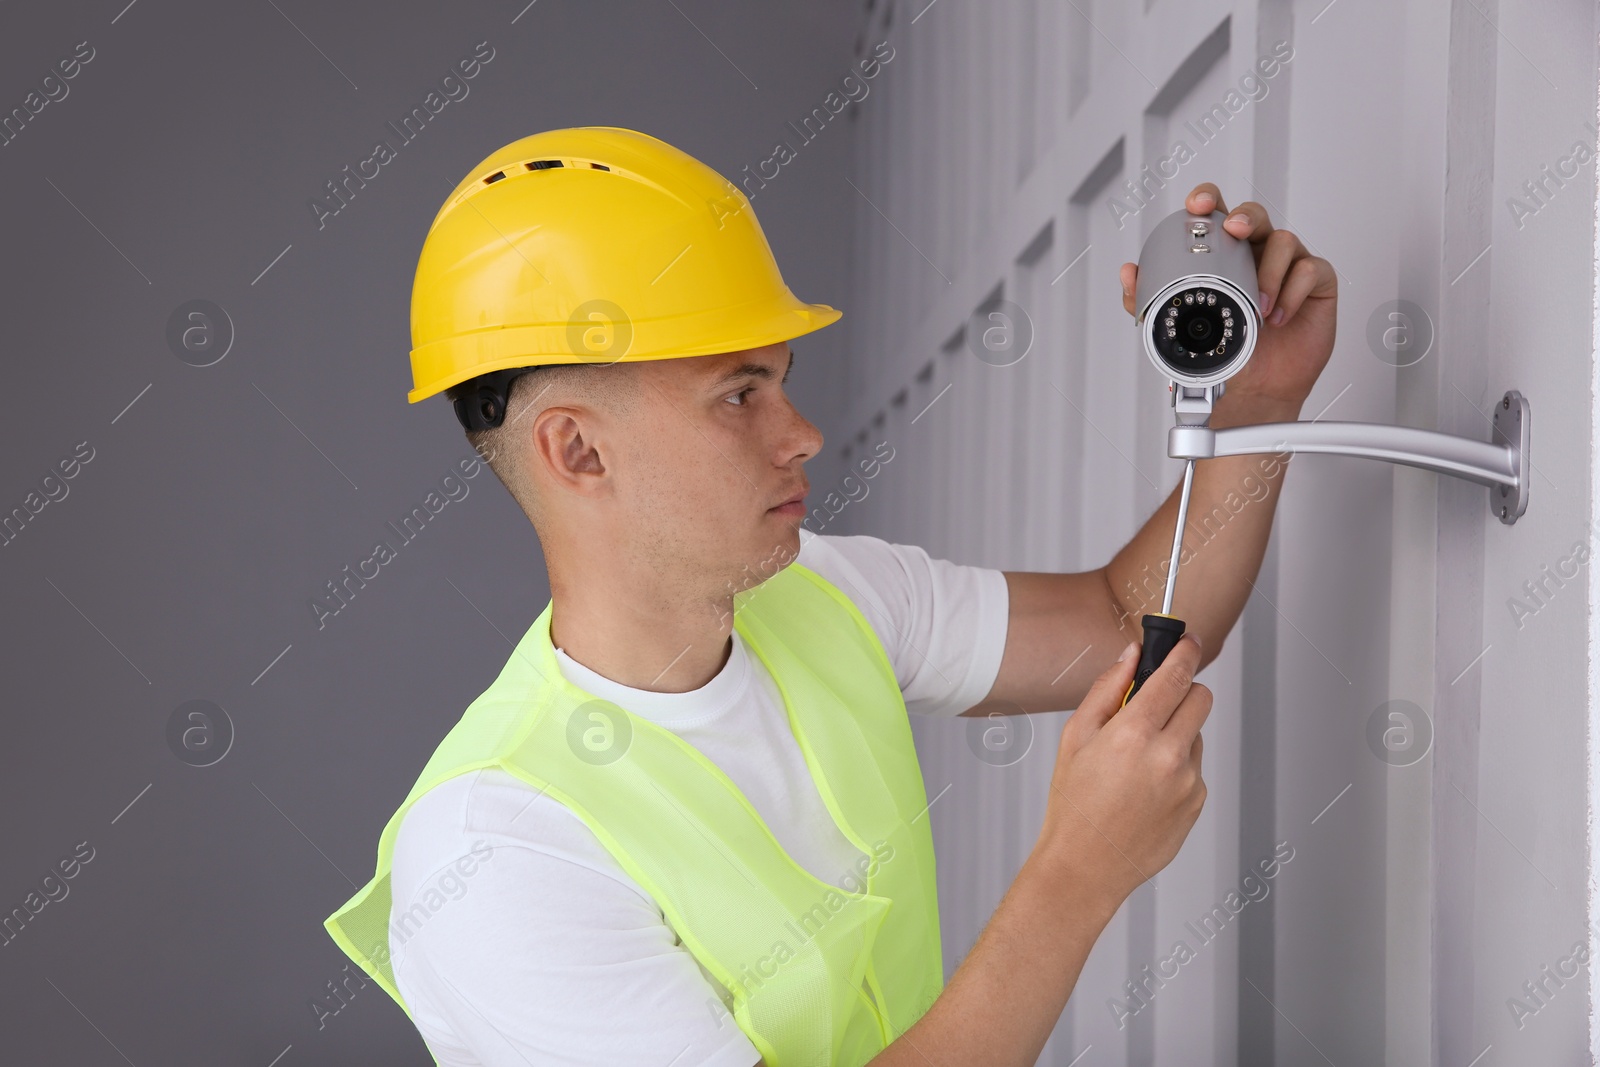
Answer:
[1152, 287, 1248, 375]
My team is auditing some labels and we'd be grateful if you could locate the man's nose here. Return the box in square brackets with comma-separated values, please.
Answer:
[787, 405, 824, 462]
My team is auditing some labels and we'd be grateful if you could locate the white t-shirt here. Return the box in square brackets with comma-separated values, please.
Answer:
[388, 530, 1010, 1066]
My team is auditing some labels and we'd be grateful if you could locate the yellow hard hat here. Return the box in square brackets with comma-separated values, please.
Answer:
[408, 126, 842, 426]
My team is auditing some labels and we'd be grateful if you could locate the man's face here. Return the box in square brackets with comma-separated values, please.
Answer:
[611, 341, 822, 597]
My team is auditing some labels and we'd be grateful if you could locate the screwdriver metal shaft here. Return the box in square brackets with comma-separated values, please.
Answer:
[1162, 459, 1195, 614]
[1122, 459, 1194, 706]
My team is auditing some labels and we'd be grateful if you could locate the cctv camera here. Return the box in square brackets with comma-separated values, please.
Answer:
[1134, 208, 1263, 389]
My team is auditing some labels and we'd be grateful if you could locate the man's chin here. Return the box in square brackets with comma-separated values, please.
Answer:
[734, 526, 802, 590]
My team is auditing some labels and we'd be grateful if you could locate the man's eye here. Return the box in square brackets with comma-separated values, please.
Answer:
[726, 387, 754, 406]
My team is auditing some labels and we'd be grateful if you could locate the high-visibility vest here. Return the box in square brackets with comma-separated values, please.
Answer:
[324, 560, 946, 1066]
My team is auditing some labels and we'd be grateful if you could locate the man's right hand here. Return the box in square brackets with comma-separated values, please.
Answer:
[1033, 631, 1211, 911]
[862, 630, 1212, 1067]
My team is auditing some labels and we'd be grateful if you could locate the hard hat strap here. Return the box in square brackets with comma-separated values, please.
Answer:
[447, 367, 541, 432]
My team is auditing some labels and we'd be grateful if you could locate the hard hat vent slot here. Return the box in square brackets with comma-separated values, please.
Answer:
[483, 171, 506, 185]
[526, 159, 565, 170]
[589, 163, 610, 171]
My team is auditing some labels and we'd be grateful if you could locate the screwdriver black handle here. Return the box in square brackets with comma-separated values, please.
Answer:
[1122, 614, 1187, 707]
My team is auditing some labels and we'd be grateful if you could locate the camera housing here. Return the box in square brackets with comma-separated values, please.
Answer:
[1134, 208, 1263, 389]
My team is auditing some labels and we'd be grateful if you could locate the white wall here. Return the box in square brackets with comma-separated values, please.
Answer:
[833, 1, 1600, 1062]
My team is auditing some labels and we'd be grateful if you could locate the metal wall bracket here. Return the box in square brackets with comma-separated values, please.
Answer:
[1171, 381, 1223, 425]
[1167, 389, 1531, 525]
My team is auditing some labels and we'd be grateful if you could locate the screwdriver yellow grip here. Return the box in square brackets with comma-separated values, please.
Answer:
[1121, 614, 1187, 707]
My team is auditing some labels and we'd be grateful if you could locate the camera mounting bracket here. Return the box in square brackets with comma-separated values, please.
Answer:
[1171, 381, 1224, 425]
[1165, 388, 1531, 525]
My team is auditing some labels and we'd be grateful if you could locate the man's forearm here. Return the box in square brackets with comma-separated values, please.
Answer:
[1103, 391, 1303, 660]
[867, 848, 1121, 1066]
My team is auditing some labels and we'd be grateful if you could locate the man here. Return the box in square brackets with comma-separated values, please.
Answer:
[325, 127, 1334, 1066]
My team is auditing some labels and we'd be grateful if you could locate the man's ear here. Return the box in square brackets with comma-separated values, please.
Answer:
[533, 406, 609, 497]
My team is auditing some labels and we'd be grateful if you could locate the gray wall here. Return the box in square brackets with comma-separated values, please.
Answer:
[0, 2, 863, 1062]
[832, 0, 1599, 1064]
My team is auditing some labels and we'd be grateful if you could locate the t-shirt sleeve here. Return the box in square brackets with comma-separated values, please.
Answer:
[794, 529, 1010, 717]
[389, 770, 763, 1067]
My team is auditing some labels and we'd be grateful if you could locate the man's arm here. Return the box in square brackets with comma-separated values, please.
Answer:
[962, 388, 1300, 716]
[871, 635, 1212, 1064]
[962, 182, 1336, 717]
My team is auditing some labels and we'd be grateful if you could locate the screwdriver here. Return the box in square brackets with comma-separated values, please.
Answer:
[1122, 458, 1193, 706]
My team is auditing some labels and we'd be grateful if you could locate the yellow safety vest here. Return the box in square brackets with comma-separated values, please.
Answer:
[324, 561, 945, 1066]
